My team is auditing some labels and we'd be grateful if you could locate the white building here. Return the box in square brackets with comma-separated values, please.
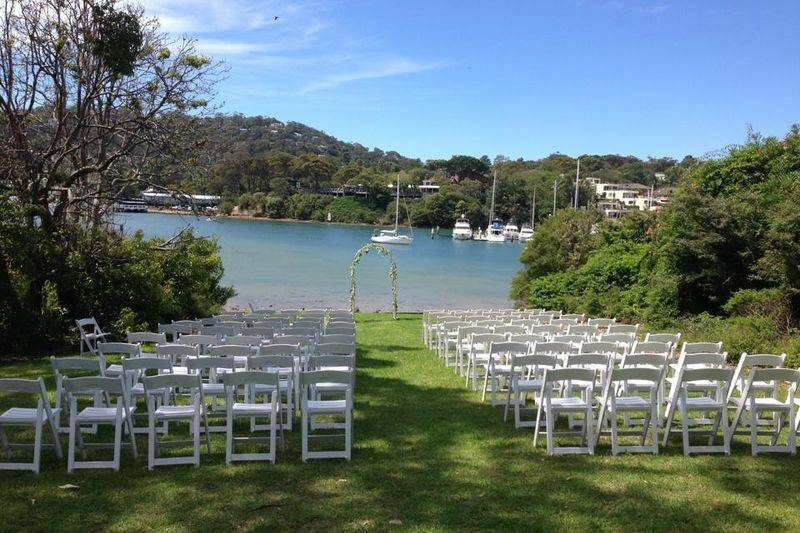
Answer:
[588, 178, 667, 218]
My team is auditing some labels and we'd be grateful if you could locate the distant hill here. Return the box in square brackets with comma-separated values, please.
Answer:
[204, 114, 422, 170]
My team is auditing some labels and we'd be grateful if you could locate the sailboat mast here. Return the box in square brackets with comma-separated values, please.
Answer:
[531, 187, 536, 229]
[489, 168, 497, 224]
[394, 173, 400, 231]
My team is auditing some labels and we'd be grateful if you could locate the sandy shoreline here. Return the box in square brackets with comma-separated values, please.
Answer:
[145, 208, 398, 228]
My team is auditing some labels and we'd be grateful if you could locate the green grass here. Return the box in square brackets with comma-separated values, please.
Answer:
[1, 313, 800, 531]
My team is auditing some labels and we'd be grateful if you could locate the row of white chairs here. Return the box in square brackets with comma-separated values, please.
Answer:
[424, 309, 799, 457]
[1, 312, 356, 473]
[0, 366, 353, 473]
[78, 310, 355, 355]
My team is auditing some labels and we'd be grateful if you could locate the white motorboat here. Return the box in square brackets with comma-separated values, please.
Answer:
[371, 174, 413, 245]
[518, 186, 536, 243]
[487, 218, 506, 242]
[484, 169, 506, 242]
[452, 214, 473, 240]
[503, 220, 519, 241]
[518, 224, 534, 242]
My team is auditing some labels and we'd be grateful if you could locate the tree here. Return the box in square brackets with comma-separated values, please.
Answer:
[444, 155, 490, 182]
[1, 0, 223, 232]
[291, 154, 337, 191]
[0, 0, 226, 349]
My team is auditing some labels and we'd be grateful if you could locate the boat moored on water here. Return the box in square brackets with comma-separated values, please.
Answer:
[502, 220, 519, 241]
[371, 173, 413, 245]
[518, 224, 534, 242]
[371, 228, 413, 245]
[452, 214, 473, 240]
[487, 218, 506, 242]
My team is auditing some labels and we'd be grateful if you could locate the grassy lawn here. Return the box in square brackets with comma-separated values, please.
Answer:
[1, 313, 800, 531]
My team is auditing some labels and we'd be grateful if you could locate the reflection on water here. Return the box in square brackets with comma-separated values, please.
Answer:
[118, 213, 524, 310]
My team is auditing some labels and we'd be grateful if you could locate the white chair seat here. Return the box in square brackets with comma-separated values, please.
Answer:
[684, 397, 724, 409]
[743, 398, 790, 410]
[493, 364, 512, 373]
[625, 379, 658, 389]
[172, 366, 189, 375]
[232, 402, 279, 416]
[549, 397, 589, 410]
[76, 406, 134, 423]
[154, 405, 197, 419]
[614, 396, 650, 408]
[314, 382, 348, 392]
[105, 364, 123, 376]
[515, 379, 543, 391]
[202, 383, 225, 395]
[307, 400, 347, 414]
[253, 381, 291, 392]
[0, 407, 60, 424]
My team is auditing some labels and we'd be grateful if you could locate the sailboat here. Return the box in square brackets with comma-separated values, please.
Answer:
[371, 174, 414, 245]
[486, 169, 506, 242]
[519, 188, 535, 242]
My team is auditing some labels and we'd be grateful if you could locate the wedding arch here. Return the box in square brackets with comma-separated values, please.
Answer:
[349, 244, 398, 319]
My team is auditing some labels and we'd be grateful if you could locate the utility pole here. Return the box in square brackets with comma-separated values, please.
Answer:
[574, 157, 581, 208]
[553, 175, 560, 215]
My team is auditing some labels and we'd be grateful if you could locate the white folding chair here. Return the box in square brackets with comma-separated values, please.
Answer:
[208, 344, 255, 369]
[76, 317, 109, 355]
[595, 367, 661, 455]
[156, 343, 199, 374]
[64, 376, 137, 471]
[126, 332, 167, 353]
[50, 356, 106, 434]
[465, 333, 506, 390]
[587, 318, 615, 327]
[97, 341, 142, 377]
[730, 367, 799, 455]
[0, 378, 62, 473]
[185, 356, 235, 432]
[676, 368, 734, 456]
[222, 371, 283, 464]
[122, 357, 174, 434]
[142, 374, 210, 470]
[249, 353, 296, 431]
[482, 341, 527, 406]
[300, 370, 353, 462]
[534, 368, 597, 456]
[662, 352, 727, 445]
[504, 353, 558, 428]
[158, 322, 193, 343]
[644, 332, 682, 349]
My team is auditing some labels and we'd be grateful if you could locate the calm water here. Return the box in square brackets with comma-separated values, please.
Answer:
[118, 213, 524, 311]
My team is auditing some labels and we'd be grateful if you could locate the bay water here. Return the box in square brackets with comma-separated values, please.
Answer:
[118, 213, 523, 311]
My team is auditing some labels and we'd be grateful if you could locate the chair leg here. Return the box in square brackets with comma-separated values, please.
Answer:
[301, 409, 308, 463]
[345, 407, 352, 461]
[113, 415, 122, 471]
[226, 408, 233, 465]
[32, 415, 43, 474]
[750, 408, 759, 456]
[0, 425, 10, 458]
[67, 415, 76, 473]
[610, 405, 618, 455]
[148, 414, 156, 471]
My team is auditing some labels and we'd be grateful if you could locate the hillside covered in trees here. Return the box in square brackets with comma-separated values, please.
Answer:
[151, 114, 698, 227]
[512, 126, 800, 362]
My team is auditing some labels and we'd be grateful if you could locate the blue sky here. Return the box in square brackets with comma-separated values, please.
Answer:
[137, 0, 799, 161]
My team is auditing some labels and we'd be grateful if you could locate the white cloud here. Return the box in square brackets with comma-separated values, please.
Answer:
[300, 59, 444, 93]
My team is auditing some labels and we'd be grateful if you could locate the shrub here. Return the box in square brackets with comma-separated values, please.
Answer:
[327, 197, 379, 224]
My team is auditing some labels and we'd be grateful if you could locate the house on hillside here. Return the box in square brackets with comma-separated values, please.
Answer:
[588, 177, 671, 218]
